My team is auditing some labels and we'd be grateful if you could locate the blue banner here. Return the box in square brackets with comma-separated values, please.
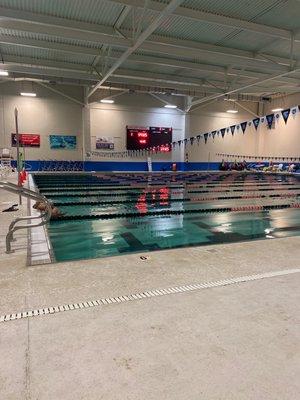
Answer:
[266, 114, 274, 129]
[252, 118, 260, 130]
[240, 122, 247, 134]
[281, 108, 290, 124]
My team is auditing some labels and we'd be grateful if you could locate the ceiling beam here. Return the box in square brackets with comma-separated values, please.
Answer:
[1, 35, 299, 88]
[87, 0, 184, 97]
[148, 93, 185, 113]
[109, 0, 293, 40]
[0, 8, 297, 73]
[0, 19, 130, 48]
[0, 2, 294, 43]
[35, 81, 85, 106]
[2, 55, 299, 96]
[190, 66, 300, 108]
[0, 6, 117, 37]
[116, 53, 300, 86]
[141, 35, 293, 70]
[0, 35, 102, 56]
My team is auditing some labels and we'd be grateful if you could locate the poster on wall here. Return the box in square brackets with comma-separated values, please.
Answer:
[49, 135, 77, 150]
[96, 137, 114, 150]
[11, 133, 40, 147]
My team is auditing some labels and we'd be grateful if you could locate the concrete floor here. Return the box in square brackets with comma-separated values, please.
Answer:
[0, 174, 300, 399]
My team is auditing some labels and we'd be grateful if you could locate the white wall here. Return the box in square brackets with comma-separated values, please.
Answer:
[0, 81, 299, 168]
[186, 100, 258, 163]
[0, 82, 84, 161]
[186, 97, 300, 163]
[88, 93, 185, 163]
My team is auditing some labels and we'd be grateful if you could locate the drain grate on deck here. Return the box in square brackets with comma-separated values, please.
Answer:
[0, 268, 299, 324]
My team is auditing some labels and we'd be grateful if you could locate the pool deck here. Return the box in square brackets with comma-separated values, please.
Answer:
[0, 174, 300, 400]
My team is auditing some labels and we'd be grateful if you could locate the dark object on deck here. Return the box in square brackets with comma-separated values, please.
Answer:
[2, 204, 18, 212]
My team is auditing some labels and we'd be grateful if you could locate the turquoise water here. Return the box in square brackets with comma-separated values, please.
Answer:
[33, 172, 300, 262]
[48, 209, 300, 261]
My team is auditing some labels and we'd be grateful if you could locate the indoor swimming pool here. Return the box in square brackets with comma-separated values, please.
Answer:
[34, 172, 300, 262]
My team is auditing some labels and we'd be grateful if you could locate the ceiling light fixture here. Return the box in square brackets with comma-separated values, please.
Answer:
[164, 104, 177, 109]
[226, 109, 238, 113]
[100, 99, 114, 104]
[271, 107, 284, 112]
[20, 92, 36, 97]
[0, 70, 9, 76]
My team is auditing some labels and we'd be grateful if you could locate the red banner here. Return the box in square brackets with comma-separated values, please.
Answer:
[11, 133, 40, 147]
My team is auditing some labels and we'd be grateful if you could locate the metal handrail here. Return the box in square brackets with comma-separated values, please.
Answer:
[0, 181, 52, 253]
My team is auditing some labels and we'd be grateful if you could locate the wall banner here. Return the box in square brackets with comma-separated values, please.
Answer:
[266, 114, 275, 129]
[11, 133, 40, 147]
[96, 137, 115, 150]
[252, 118, 260, 130]
[240, 122, 247, 134]
[49, 135, 77, 149]
[281, 109, 290, 124]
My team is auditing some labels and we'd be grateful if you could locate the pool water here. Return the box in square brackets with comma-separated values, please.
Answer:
[34, 172, 300, 262]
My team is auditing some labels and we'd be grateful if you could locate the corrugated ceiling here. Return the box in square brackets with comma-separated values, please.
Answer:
[0, 0, 124, 25]
[0, 0, 298, 97]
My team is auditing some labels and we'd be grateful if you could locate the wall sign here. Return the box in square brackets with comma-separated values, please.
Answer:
[49, 135, 77, 149]
[96, 137, 114, 150]
[11, 133, 40, 147]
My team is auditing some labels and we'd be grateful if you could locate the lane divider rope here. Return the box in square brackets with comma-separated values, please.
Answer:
[53, 192, 300, 207]
[52, 202, 300, 221]
[1, 268, 299, 324]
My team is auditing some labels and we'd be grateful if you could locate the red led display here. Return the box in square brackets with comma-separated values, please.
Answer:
[126, 126, 172, 151]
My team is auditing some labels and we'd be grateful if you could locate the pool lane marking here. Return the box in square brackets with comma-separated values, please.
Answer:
[50, 202, 300, 221]
[0, 268, 299, 324]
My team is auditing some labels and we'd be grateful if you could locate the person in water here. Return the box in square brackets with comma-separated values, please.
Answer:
[33, 201, 64, 220]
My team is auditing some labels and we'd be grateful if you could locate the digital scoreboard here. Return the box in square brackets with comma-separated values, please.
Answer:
[126, 127, 150, 150]
[126, 126, 172, 151]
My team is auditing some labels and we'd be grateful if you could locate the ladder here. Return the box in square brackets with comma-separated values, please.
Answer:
[0, 181, 52, 253]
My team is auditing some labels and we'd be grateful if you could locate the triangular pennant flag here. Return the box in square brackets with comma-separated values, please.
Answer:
[178, 140, 182, 147]
[190, 137, 194, 145]
[184, 138, 188, 145]
[266, 114, 274, 129]
[240, 122, 247, 134]
[253, 118, 260, 130]
[230, 125, 235, 136]
[220, 128, 226, 138]
[281, 108, 290, 124]
[196, 135, 201, 143]
[211, 130, 216, 139]
[204, 133, 208, 144]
